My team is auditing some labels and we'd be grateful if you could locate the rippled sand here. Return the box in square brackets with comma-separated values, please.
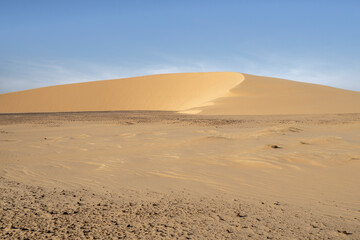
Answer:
[1, 112, 359, 239]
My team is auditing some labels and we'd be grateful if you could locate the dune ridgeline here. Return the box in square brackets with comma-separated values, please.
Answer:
[1, 72, 359, 115]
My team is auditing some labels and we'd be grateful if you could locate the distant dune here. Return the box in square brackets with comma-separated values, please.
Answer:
[1, 72, 359, 114]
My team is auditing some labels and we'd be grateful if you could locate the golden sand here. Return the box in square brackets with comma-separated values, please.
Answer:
[1, 72, 359, 114]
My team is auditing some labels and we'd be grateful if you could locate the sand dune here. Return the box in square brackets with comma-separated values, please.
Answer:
[1, 72, 359, 114]
[196, 74, 360, 115]
[0, 72, 242, 113]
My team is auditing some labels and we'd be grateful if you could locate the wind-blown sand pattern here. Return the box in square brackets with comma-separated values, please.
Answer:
[1, 73, 360, 239]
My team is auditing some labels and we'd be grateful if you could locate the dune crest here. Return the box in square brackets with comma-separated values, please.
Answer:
[1, 72, 359, 114]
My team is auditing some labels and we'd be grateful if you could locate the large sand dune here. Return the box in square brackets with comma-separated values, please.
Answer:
[1, 72, 359, 114]
[0, 72, 242, 113]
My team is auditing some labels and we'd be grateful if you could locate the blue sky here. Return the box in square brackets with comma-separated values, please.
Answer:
[1, 0, 360, 93]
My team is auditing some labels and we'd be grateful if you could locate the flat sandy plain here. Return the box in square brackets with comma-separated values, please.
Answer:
[1, 111, 360, 239]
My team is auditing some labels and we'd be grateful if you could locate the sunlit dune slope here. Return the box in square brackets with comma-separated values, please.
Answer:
[0, 72, 243, 113]
[0, 72, 359, 114]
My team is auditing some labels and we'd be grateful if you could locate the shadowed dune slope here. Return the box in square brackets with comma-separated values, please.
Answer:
[192, 73, 360, 115]
[0, 72, 359, 114]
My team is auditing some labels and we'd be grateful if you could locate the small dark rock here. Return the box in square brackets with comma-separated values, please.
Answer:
[237, 213, 248, 218]
[338, 230, 352, 235]
[270, 145, 281, 149]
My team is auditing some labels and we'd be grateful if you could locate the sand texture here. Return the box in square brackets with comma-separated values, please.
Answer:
[1, 72, 359, 114]
[1, 72, 360, 239]
[1, 112, 360, 239]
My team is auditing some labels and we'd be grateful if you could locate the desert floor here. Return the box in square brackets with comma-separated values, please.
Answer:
[1, 112, 359, 239]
